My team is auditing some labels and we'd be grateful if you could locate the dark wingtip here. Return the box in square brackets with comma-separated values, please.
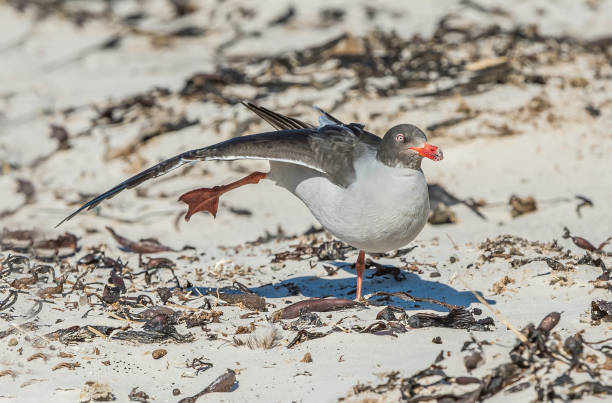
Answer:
[55, 206, 86, 228]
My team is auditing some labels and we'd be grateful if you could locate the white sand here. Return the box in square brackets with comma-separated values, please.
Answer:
[1, 1, 611, 402]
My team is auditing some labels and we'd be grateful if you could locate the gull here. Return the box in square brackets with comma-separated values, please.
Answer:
[58, 102, 443, 299]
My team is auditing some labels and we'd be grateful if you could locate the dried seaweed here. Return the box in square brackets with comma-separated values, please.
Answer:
[575, 195, 593, 217]
[128, 387, 150, 402]
[371, 292, 494, 330]
[352, 321, 408, 337]
[52, 362, 80, 371]
[178, 369, 236, 403]
[366, 259, 406, 282]
[407, 308, 494, 331]
[591, 300, 612, 322]
[376, 306, 405, 321]
[10, 274, 37, 289]
[348, 312, 612, 401]
[217, 292, 266, 311]
[1, 230, 34, 251]
[45, 323, 193, 344]
[272, 240, 354, 263]
[186, 357, 213, 375]
[2, 230, 77, 259]
[509, 195, 537, 217]
[372, 291, 455, 310]
[287, 329, 331, 348]
[106, 227, 175, 254]
[37, 277, 65, 298]
[563, 227, 611, 254]
[183, 311, 222, 328]
[272, 298, 359, 320]
[1, 6, 611, 400]
[510, 256, 571, 271]
[478, 234, 566, 267]
[289, 312, 323, 330]
[180, 68, 247, 102]
[33, 232, 78, 259]
[77, 251, 123, 270]
[0, 290, 18, 311]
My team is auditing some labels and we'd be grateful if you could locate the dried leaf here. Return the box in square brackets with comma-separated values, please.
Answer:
[178, 369, 236, 403]
[53, 362, 81, 371]
[272, 298, 358, 320]
[106, 227, 174, 254]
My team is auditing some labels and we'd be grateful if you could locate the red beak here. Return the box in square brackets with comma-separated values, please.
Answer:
[409, 143, 443, 161]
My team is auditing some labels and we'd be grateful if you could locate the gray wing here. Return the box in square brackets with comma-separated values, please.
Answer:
[241, 101, 349, 131]
[57, 125, 380, 226]
[241, 101, 314, 130]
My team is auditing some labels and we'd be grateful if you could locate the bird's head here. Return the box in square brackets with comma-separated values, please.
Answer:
[377, 124, 443, 169]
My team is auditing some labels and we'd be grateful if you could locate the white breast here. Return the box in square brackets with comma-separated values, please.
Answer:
[269, 156, 430, 253]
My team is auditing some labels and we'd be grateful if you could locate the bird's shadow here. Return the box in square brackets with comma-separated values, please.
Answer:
[248, 261, 496, 312]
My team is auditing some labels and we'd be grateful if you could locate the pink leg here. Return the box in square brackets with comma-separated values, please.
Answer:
[178, 171, 267, 221]
[355, 250, 366, 300]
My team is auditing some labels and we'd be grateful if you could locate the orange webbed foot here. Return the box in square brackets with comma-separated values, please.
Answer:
[179, 187, 222, 220]
[178, 171, 267, 221]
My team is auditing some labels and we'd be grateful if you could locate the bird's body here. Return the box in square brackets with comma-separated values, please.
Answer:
[58, 102, 442, 299]
[269, 157, 429, 253]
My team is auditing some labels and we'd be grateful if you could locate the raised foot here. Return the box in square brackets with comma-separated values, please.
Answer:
[178, 171, 267, 221]
[179, 187, 222, 220]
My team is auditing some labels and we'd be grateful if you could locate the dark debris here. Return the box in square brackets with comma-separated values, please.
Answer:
[347, 311, 612, 401]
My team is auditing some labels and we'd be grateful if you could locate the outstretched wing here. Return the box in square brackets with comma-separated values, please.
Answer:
[241, 101, 349, 131]
[57, 125, 379, 226]
[241, 101, 314, 130]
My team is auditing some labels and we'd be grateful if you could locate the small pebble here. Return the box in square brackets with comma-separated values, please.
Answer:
[8, 338, 18, 346]
[464, 351, 483, 371]
[173, 388, 181, 396]
[432, 336, 442, 344]
[152, 349, 167, 359]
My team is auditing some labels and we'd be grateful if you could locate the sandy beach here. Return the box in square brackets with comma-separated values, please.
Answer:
[1, 0, 612, 401]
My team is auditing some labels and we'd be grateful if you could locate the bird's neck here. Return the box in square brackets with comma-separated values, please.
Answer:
[376, 149, 422, 170]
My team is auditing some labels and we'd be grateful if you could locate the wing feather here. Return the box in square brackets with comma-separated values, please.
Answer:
[58, 120, 380, 226]
[241, 101, 313, 130]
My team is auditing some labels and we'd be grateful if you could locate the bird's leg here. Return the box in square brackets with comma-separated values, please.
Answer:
[178, 171, 267, 221]
[355, 250, 366, 300]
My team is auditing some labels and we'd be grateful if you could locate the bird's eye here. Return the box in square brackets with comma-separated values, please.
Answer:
[395, 134, 404, 142]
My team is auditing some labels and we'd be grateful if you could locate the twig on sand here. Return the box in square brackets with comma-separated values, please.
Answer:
[87, 325, 108, 340]
[451, 273, 527, 343]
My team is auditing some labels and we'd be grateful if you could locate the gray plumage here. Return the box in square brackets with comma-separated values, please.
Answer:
[241, 101, 314, 130]
[376, 124, 429, 170]
[57, 104, 431, 227]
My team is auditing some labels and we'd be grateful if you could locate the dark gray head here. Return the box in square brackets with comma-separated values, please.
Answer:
[376, 124, 443, 169]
